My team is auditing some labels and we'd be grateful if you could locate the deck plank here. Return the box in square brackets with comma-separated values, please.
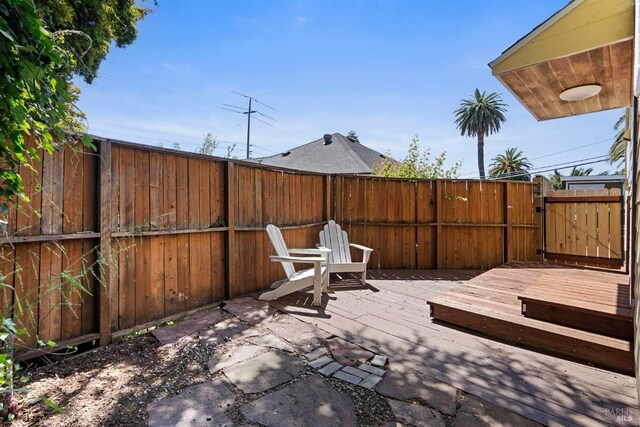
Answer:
[269, 268, 637, 426]
[270, 274, 637, 426]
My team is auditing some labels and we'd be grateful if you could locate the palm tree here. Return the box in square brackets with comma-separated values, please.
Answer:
[609, 110, 628, 168]
[489, 148, 532, 181]
[568, 166, 593, 176]
[454, 89, 507, 179]
[549, 169, 563, 190]
[548, 166, 593, 189]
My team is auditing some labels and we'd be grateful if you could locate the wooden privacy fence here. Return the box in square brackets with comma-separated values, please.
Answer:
[0, 137, 541, 354]
[544, 188, 624, 268]
[334, 176, 540, 270]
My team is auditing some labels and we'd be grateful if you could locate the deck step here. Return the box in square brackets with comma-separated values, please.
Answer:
[518, 295, 633, 339]
[428, 298, 634, 375]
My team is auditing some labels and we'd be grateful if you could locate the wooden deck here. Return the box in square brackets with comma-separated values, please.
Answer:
[268, 269, 637, 427]
[427, 262, 633, 375]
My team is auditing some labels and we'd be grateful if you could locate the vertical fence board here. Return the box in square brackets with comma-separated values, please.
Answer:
[164, 235, 179, 316]
[176, 156, 189, 229]
[14, 242, 40, 347]
[176, 234, 191, 312]
[0, 246, 15, 317]
[163, 154, 177, 230]
[149, 152, 163, 230]
[80, 240, 97, 336]
[38, 243, 62, 342]
[148, 235, 165, 320]
[118, 238, 136, 329]
[60, 240, 82, 340]
[134, 236, 150, 324]
[119, 148, 135, 231]
[16, 152, 42, 236]
[99, 140, 113, 344]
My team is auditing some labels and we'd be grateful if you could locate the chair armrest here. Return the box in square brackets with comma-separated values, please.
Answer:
[349, 243, 372, 264]
[350, 243, 373, 252]
[289, 248, 332, 255]
[270, 256, 324, 264]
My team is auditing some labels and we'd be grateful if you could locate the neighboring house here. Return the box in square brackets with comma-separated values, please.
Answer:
[252, 132, 387, 174]
[560, 175, 625, 192]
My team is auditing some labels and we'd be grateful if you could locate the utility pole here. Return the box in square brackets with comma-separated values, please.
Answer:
[244, 98, 255, 159]
[223, 92, 276, 159]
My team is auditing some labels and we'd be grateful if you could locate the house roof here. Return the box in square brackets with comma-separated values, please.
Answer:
[489, 0, 634, 121]
[252, 133, 387, 174]
[560, 174, 625, 183]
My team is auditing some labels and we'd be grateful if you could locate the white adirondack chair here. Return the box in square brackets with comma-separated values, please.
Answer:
[258, 224, 331, 306]
[319, 220, 373, 285]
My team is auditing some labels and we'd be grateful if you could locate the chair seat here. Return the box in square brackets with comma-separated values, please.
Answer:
[329, 262, 366, 273]
[290, 266, 328, 282]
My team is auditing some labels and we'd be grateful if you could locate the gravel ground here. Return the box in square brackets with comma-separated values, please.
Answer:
[10, 318, 397, 426]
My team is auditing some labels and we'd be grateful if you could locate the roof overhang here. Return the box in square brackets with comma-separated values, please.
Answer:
[490, 0, 634, 121]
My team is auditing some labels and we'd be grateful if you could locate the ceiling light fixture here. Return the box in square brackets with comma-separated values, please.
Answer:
[559, 84, 602, 101]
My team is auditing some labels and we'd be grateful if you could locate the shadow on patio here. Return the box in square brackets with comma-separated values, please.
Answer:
[266, 269, 638, 426]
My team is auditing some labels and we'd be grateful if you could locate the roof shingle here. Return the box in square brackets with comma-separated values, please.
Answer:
[252, 133, 386, 174]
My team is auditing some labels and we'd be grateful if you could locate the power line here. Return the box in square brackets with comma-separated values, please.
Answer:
[487, 157, 610, 181]
[527, 137, 613, 161]
[87, 128, 245, 157]
[458, 137, 615, 178]
[528, 154, 609, 171]
[88, 121, 241, 145]
[231, 91, 277, 111]
[224, 92, 277, 159]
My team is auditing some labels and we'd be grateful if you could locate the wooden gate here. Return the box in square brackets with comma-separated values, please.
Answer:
[544, 189, 624, 268]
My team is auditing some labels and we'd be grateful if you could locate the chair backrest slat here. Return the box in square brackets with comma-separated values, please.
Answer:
[320, 220, 352, 264]
[266, 224, 295, 278]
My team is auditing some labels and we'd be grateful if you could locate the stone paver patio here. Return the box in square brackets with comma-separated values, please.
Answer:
[146, 294, 544, 426]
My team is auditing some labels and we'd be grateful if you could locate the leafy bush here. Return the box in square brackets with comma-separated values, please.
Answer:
[372, 136, 462, 179]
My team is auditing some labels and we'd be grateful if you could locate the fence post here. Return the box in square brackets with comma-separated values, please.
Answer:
[503, 182, 511, 263]
[532, 176, 545, 261]
[436, 180, 444, 269]
[225, 161, 236, 300]
[99, 139, 113, 346]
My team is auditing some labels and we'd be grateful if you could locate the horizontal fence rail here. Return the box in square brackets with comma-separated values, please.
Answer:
[0, 137, 542, 353]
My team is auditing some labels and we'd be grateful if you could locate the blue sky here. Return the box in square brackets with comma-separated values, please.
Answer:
[77, 0, 623, 178]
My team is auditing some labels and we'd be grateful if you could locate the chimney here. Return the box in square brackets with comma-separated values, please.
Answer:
[323, 134, 332, 145]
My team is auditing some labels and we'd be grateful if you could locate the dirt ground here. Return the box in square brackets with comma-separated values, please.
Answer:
[8, 318, 393, 426]
[10, 333, 214, 426]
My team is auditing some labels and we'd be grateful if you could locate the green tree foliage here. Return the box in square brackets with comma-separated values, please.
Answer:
[569, 166, 594, 176]
[489, 148, 532, 181]
[548, 170, 563, 190]
[346, 130, 360, 143]
[197, 133, 237, 158]
[0, 0, 150, 213]
[454, 89, 507, 179]
[548, 166, 594, 189]
[36, 0, 150, 83]
[609, 110, 628, 169]
[371, 136, 461, 179]
[198, 133, 219, 156]
[0, 1, 149, 418]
